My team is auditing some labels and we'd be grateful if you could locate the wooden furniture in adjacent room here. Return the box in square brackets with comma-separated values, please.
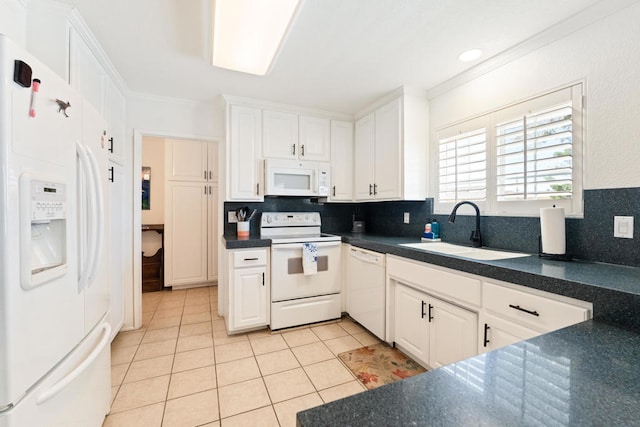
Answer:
[142, 224, 164, 293]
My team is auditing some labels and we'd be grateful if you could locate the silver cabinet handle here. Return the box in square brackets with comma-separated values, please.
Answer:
[301, 144, 305, 156]
[292, 144, 296, 155]
[256, 183, 260, 195]
[203, 170, 207, 180]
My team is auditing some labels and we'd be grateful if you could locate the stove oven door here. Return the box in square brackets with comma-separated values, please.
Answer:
[270, 241, 342, 302]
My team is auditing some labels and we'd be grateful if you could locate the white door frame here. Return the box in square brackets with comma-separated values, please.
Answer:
[132, 129, 216, 329]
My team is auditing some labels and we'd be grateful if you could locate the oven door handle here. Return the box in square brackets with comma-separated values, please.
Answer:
[271, 241, 341, 250]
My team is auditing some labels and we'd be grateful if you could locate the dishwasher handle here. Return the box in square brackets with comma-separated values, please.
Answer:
[350, 248, 382, 264]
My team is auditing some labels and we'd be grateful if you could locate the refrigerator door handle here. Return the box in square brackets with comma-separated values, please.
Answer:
[35, 322, 111, 405]
[76, 142, 97, 291]
[85, 147, 104, 288]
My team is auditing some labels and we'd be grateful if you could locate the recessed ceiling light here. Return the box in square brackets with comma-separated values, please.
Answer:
[212, 0, 301, 76]
[458, 49, 483, 62]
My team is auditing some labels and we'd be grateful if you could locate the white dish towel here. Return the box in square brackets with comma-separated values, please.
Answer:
[302, 243, 318, 275]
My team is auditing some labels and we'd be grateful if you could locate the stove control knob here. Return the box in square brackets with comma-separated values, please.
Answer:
[265, 215, 272, 223]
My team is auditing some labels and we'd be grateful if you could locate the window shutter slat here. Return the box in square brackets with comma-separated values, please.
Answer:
[438, 128, 487, 203]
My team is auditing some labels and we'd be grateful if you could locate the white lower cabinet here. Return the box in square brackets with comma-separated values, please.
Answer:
[478, 280, 590, 353]
[228, 249, 270, 333]
[393, 284, 429, 365]
[393, 282, 477, 369]
[165, 181, 208, 286]
[428, 297, 477, 368]
[386, 254, 591, 369]
[478, 312, 539, 354]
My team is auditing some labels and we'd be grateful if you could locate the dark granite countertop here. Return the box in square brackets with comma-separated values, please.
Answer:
[297, 319, 640, 426]
[338, 233, 640, 331]
[223, 231, 640, 329]
[222, 234, 271, 249]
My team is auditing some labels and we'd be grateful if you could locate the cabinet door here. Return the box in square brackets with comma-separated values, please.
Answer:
[299, 116, 330, 161]
[374, 98, 402, 200]
[393, 284, 429, 367]
[165, 181, 207, 285]
[109, 162, 125, 337]
[207, 184, 218, 282]
[105, 77, 126, 164]
[354, 113, 376, 200]
[262, 110, 298, 159]
[330, 120, 353, 201]
[229, 105, 263, 200]
[166, 139, 208, 182]
[478, 313, 539, 354]
[428, 297, 477, 368]
[69, 28, 105, 115]
[232, 266, 268, 330]
[207, 142, 219, 183]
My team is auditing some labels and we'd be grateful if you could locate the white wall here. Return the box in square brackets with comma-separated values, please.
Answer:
[141, 136, 165, 225]
[128, 93, 224, 140]
[428, 2, 640, 190]
[0, 0, 26, 46]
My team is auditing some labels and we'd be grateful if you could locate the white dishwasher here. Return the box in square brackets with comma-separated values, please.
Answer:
[346, 246, 386, 340]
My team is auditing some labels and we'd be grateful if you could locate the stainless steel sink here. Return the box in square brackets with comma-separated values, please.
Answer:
[399, 242, 530, 261]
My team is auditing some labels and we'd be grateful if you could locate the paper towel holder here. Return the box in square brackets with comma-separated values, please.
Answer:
[538, 236, 572, 261]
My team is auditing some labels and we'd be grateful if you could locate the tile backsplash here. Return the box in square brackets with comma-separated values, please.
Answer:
[224, 187, 640, 267]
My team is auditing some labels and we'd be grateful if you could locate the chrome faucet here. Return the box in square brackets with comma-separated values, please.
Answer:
[448, 201, 482, 248]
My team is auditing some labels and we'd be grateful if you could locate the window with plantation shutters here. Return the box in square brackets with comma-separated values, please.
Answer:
[434, 83, 583, 217]
[496, 101, 573, 202]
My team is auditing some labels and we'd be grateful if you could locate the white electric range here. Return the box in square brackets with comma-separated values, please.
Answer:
[261, 212, 342, 330]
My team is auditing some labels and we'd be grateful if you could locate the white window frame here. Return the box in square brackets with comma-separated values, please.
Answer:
[433, 83, 584, 218]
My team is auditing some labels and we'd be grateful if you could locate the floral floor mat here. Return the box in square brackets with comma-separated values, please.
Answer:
[338, 343, 427, 390]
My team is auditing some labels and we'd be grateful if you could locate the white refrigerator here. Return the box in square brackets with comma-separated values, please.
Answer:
[0, 35, 111, 426]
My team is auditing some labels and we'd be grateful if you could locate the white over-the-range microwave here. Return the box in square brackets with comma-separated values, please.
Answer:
[264, 159, 330, 197]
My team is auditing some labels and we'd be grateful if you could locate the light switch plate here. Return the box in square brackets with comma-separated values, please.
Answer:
[228, 211, 237, 223]
[614, 216, 634, 238]
[403, 212, 410, 224]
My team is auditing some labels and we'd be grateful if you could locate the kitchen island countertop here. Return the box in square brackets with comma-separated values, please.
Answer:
[297, 319, 640, 426]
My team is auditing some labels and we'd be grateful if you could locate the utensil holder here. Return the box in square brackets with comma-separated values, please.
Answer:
[237, 221, 250, 237]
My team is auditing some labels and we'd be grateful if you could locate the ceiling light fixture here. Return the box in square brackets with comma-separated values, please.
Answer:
[211, 0, 301, 76]
[458, 48, 483, 62]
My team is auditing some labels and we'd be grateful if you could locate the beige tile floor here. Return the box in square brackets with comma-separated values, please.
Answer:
[104, 286, 381, 427]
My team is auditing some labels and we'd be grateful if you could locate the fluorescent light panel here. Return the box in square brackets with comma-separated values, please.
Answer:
[212, 0, 300, 76]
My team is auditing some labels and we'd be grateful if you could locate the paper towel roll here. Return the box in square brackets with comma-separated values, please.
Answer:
[540, 207, 566, 255]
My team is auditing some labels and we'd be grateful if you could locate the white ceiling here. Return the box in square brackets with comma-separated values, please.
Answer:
[72, 0, 603, 114]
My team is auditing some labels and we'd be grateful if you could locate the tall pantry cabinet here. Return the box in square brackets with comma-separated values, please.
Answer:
[164, 139, 218, 288]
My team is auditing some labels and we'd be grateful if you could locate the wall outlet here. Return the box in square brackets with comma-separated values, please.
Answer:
[614, 216, 633, 238]
[403, 212, 410, 224]
[228, 211, 237, 223]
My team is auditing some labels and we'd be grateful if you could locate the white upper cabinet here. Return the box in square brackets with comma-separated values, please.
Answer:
[354, 87, 428, 202]
[104, 77, 126, 164]
[373, 98, 402, 199]
[228, 104, 263, 201]
[298, 115, 330, 161]
[69, 27, 105, 115]
[262, 111, 330, 162]
[354, 113, 376, 200]
[165, 139, 209, 182]
[329, 120, 353, 201]
[262, 110, 298, 160]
